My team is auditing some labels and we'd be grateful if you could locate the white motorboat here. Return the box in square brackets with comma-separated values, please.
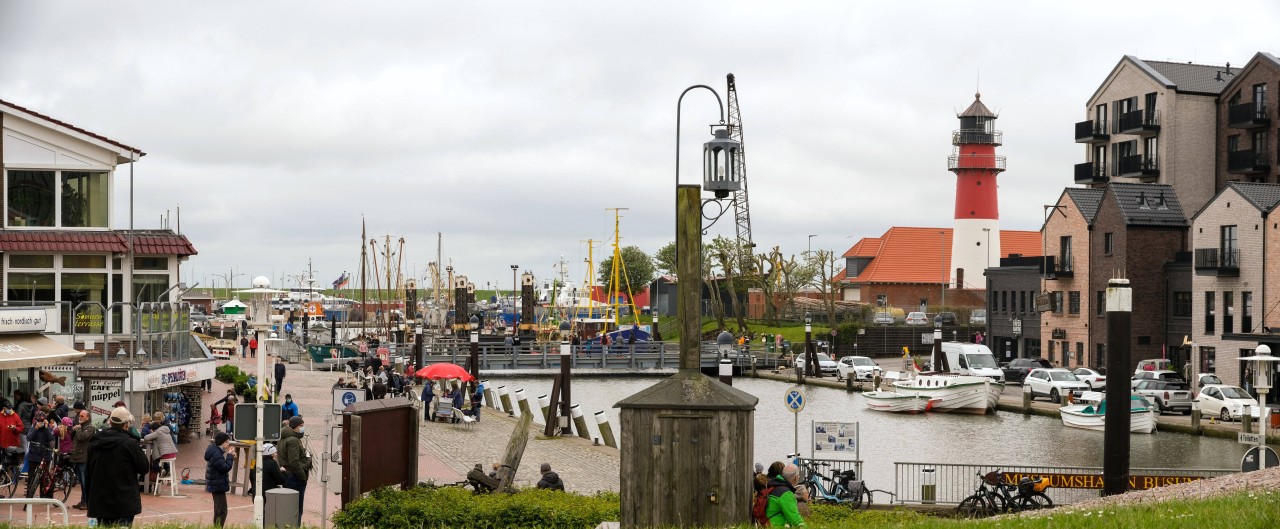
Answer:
[890, 373, 1004, 414]
[1059, 392, 1157, 434]
[861, 391, 938, 413]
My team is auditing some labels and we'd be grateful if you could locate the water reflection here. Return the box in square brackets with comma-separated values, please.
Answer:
[490, 375, 1247, 485]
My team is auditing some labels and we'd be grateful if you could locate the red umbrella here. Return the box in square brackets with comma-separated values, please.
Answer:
[415, 363, 475, 382]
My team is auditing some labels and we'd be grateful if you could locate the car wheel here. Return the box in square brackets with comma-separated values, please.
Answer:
[1220, 408, 1232, 422]
[1181, 408, 1191, 416]
[1155, 399, 1165, 414]
[1050, 389, 1060, 404]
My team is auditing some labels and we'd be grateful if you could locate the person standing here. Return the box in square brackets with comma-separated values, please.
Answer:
[450, 385, 465, 423]
[278, 416, 312, 522]
[261, 443, 286, 493]
[87, 407, 147, 527]
[274, 356, 287, 399]
[281, 395, 299, 422]
[69, 409, 95, 510]
[205, 432, 236, 528]
[764, 463, 806, 527]
[249, 336, 259, 359]
[421, 383, 435, 421]
[51, 395, 69, 422]
[0, 403, 23, 450]
[213, 390, 238, 435]
[239, 335, 249, 359]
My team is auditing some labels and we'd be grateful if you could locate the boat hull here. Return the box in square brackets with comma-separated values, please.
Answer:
[891, 375, 1004, 414]
[1059, 406, 1157, 433]
[862, 392, 938, 413]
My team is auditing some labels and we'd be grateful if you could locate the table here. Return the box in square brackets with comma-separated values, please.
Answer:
[227, 440, 255, 496]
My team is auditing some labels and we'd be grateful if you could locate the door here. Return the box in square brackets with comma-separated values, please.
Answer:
[660, 415, 714, 523]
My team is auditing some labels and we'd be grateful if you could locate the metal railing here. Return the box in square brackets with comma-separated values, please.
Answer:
[1227, 148, 1269, 173]
[1116, 109, 1160, 133]
[1116, 154, 1158, 176]
[1194, 248, 1241, 271]
[1074, 119, 1108, 142]
[1228, 101, 1269, 127]
[0, 497, 70, 527]
[952, 129, 1003, 146]
[1073, 161, 1107, 183]
[892, 462, 1234, 505]
[947, 154, 1006, 172]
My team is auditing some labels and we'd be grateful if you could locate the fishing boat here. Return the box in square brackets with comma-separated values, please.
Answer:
[890, 373, 1004, 414]
[861, 391, 939, 413]
[1058, 392, 1158, 433]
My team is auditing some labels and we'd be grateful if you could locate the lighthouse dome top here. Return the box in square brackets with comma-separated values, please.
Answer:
[958, 92, 997, 119]
[252, 276, 270, 288]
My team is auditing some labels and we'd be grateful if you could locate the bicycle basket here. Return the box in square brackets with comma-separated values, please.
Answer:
[983, 471, 1001, 486]
[1032, 477, 1050, 492]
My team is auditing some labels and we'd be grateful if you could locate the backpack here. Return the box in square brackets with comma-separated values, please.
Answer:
[752, 486, 777, 526]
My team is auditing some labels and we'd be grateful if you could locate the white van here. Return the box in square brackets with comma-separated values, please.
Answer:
[940, 342, 1004, 382]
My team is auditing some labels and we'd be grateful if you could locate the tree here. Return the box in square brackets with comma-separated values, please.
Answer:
[598, 246, 657, 301]
[710, 236, 748, 332]
[807, 249, 841, 327]
[654, 241, 677, 276]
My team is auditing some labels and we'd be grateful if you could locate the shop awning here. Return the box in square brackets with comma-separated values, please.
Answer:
[0, 334, 86, 370]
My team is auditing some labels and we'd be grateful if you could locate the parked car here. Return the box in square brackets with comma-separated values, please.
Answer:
[1133, 358, 1174, 375]
[969, 309, 987, 325]
[1196, 373, 1224, 391]
[905, 312, 928, 325]
[936, 312, 957, 325]
[1001, 357, 1053, 385]
[1131, 370, 1186, 389]
[1071, 367, 1107, 390]
[873, 311, 895, 325]
[837, 356, 882, 381]
[795, 352, 839, 376]
[1133, 379, 1193, 414]
[1025, 368, 1089, 403]
[1195, 384, 1262, 422]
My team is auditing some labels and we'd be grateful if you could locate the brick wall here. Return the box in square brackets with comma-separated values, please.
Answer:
[1215, 58, 1280, 191]
[856, 283, 984, 312]
[1041, 192, 1093, 368]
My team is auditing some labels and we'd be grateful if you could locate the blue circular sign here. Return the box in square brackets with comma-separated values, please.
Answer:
[285, 323, 294, 333]
[341, 391, 357, 406]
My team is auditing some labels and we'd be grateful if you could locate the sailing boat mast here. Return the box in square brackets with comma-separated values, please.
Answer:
[360, 218, 368, 337]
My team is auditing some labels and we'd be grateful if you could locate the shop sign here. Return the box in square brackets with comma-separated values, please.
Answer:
[999, 471, 1209, 490]
[132, 360, 216, 390]
[89, 380, 122, 421]
[0, 309, 47, 333]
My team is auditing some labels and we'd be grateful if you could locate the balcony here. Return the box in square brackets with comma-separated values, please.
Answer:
[1074, 119, 1109, 143]
[1228, 102, 1270, 129]
[1074, 161, 1107, 185]
[947, 154, 1006, 172]
[1194, 248, 1240, 276]
[1116, 109, 1160, 136]
[1227, 149, 1270, 174]
[1115, 154, 1159, 180]
[952, 129, 1003, 146]
[1053, 256, 1074, 278]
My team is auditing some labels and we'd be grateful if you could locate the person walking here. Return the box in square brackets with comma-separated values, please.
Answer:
[87, 407, 147, 527]
[764, 463, 806, 527]
[249, 336, 259, 359]
[69, 409, 95, 510]
[278, 416, 312, 522]
[281, 394, 300, 422]
[536, 463, 564, 490]
[274, 356, 287, 398]
[205, 432, 235, 528]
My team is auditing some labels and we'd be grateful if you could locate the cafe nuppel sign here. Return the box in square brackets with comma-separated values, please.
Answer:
[1000, 471, 1210, 491]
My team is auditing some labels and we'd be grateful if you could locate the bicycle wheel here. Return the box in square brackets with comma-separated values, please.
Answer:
[4, 467, 19, 497]
[52, 468, 72, 503]
[1027, 492, 1054, 509]
[804, 482, 818, 503]
[957, 494, 991, 518]
[24, 467, 41, 500]
[848, 488, 871, 510]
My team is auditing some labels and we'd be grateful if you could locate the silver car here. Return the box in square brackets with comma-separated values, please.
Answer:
[1133, 379, 1192, 415]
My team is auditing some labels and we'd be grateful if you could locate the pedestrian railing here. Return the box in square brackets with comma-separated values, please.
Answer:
[0, 497, 70, 527]
[796, 457, 864, 485]
[893, 461, 1236, 505]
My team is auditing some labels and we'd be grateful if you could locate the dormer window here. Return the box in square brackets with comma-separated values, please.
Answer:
[6, 170, 109, 228]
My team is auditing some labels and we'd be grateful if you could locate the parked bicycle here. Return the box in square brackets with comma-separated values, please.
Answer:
[957, 470, 1053, 518]
[797, 459, 896, 510]
[0, 446, 24, 498]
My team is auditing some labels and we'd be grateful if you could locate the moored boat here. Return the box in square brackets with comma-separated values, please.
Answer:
[1059, 392, 1157, 433]
[890, 373, 1003, 414]
[861, 391, 938, 413]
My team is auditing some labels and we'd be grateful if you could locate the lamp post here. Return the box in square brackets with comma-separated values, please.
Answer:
[1240, 344, 1278, 470]
[510, 265, 519, 332]
[932, 315, 943, 371]
[468, 315, 480, 387]
[717, 330, 734, 385]
[807, 235, 817, 259]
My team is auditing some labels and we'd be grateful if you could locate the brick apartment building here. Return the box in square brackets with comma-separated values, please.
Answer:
[1039, 188, 1103, 368]
[1217, 52, 1280, 189]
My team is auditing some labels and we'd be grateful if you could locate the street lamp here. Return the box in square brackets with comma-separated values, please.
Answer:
[932, 315, 944, 372]
[807, 235, 817, 259]
[717, 330, 735, 385]
[1240, 344, 1278, 470]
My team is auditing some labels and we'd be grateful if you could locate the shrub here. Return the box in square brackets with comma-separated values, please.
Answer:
[332, 484, 621, 529]
[233, 373, 250, 395]
[215, 364, 240, 383]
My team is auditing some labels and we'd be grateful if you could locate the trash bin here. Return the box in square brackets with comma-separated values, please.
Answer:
[1271, 405, 1280, 429]
[265, 487, 301, 528]
[920, 467, 936, 504]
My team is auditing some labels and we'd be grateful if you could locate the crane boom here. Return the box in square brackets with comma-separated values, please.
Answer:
[726, 73, 755, 272]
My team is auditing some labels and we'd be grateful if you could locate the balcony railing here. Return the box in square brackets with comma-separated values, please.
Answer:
[1228, 102, 1270, 129]
[1227, 149, 1270, 174]
[1116, 109, 1160, 136]
[1074, 119, 1109, 143]
[952, 129, 1003, 146]
[947, 154, 1006, 172]
[1053, 256, 1074, 278]
[1115, 154, 1159, 179]
[1194, 248, 1240, 276]
[1074, 161, 1107, 184]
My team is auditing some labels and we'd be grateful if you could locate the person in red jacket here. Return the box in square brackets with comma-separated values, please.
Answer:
[249, 337, 259, 358]
[0, 402, 23, 449]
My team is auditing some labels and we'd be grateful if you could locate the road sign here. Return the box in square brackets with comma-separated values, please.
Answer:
[1241, 446, 1278, 473]
[785, 387, 806, 414]
[1239, 432, 1265, 445]
[333, 387, 366, 414]
[233, 403, 282, 442]
[285, 322, 294, 334]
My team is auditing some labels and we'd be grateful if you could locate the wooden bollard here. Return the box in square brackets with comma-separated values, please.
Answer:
[594, 411, 617, 448]
[846, 376, 853, 392]
[482, 380, 495, 409]
[571, 404, 591, 441]
[1022, 384, 1032, 414]
[515, 389, 532, 417]
[497, 386, 513, 415]
[538, 394, 552, 425]
[1191, 407, 1202, 432]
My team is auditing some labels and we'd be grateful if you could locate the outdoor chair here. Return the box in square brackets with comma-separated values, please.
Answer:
[452, 407, 477, 429]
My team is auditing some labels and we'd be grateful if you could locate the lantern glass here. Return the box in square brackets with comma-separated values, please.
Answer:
[716, 330, 734, 357]
[702, 127, 741, 198]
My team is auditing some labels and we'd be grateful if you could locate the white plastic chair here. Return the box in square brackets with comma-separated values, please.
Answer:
[452, 407, 477, 428]
[153, 459, 178, 496]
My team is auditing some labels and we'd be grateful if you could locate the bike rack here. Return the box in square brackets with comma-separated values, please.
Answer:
[0, 498, 70, 527]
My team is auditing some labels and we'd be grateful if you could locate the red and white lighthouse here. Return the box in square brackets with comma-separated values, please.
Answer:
[947, 92, 1005, 289]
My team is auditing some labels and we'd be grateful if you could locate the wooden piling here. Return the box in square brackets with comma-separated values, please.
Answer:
[571, 404, 590, 441]
[594, 410, 616, 448]
[497, 386, 513, 415]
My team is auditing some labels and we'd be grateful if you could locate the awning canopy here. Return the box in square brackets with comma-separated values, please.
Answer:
[0, 334, 86, 370]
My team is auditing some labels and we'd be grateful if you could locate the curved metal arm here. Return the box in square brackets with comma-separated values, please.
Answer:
[676, 85, 726, 189]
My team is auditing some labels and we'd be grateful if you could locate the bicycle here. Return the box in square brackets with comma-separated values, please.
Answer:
[0, 446, 23, 498]
[957, 470, 1053, 518]
[45, 452, 77, 503]
[798, 460, 875, 510]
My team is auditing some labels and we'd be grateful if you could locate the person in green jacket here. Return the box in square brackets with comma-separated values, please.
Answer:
[764, 463, 806, 527]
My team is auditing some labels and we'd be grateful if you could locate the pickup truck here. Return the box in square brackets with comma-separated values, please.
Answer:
[1001, 357, 1053, 385]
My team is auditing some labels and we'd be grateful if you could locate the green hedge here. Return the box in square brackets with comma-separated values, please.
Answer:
[332, 484, 620, 529]
[214, 364, 239, 383]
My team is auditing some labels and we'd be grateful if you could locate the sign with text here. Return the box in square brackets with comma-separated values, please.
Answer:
[1239, 432, 1264, 445]
[333, 387, 366, 414]
[812, 421, 858, 454]
[89, 380, 123, 422]
[0, 309, 47, 334]
[130, 360, 216, 390]
[999, 471, 1212, 491]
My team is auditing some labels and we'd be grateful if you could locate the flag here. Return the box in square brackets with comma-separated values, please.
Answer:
[332, 271, 349, 289]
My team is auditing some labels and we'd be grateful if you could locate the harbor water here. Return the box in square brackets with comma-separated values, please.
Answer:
[488, 375, 1248, 489]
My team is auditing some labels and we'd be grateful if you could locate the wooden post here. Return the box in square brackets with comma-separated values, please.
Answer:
[1103, 278, 1132, 496]
[677, 185, 701, 372]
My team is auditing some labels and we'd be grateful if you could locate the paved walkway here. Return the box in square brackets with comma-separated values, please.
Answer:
[0, 353, 621, 527]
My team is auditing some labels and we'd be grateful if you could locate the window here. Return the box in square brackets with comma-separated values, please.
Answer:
[1096, 344, 1106, 367]
[1228, 135, 1240, 153]
[7, 254, 114, 333]
[1061, 341, 1070, 366]
[1145, 92, 1157, 119]
[5, 170, 109, 228]
[1205, 291, 1215, 335]
[1221, 225, 1238, 268]
[1095, 103, 1107, 128]
[132, 275, 171, 306]
[9, 254, 53, 268]
[1201, 346, 1216, 372]
[134, 257, 169, 271]
[1093, 144, 1107, 174]
[1173, 292, 1192, 317]
[1223, 292, 1234, 334]
[1144, 136, 1158, 167]
[1243, 292, 1253, 332]
[1060, 236, 1073, 271]
[1001, 291, 1008, 313]
[1096, 291, 1105, 316]
[1075, 342, 1084, 365]
[5, 272, 55, 303]
[1104, 233, 1114, 255]
[1019, 291, 1027, 314]
[1068, 291, 1080, 314]
[1049, 341, 1055, 357]
[1052, 291, 1064, 314]
[63, 255, 106, 269]
[1253, 83, 1267, 112]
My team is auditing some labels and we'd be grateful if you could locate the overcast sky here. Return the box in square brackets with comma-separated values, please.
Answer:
[3, 1, 1278, 295]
